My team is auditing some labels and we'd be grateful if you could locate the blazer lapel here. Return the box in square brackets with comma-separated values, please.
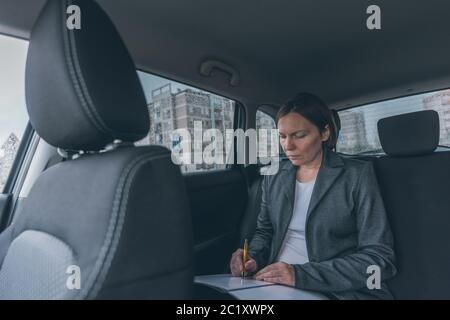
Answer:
[271, 148, 344, 264]
[279, 162, 297, 238]
[306, 148, 344, 223]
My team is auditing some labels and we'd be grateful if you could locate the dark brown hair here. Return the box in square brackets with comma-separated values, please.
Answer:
[276, 93, 337, 149]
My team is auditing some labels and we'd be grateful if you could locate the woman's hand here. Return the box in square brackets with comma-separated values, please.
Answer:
[230, 249, 257, 276]
[255, 262, 295, 286]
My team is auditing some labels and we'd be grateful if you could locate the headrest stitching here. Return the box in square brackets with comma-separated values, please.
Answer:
[63, 0, 111, 136]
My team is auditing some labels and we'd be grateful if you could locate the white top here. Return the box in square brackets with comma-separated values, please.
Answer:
[276, 178, 316, 265]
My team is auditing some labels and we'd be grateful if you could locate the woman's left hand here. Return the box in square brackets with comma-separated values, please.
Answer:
[255, 262, 295, 286]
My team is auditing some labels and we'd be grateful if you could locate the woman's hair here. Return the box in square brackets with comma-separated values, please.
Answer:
[276, 93, 337, 149]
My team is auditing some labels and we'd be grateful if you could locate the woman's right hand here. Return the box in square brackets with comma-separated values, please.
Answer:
[230, 248, 257, 276]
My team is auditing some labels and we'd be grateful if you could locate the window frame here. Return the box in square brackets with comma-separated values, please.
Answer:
[2, 122, 35, 194]
[137, 68, 247, 175]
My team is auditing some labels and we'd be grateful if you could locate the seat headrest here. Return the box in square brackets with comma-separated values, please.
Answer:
[377, 110, 439, 157]
[25, 0, 149, 151]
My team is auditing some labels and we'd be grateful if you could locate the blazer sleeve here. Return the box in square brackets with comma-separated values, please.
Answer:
[292, 162, 397, 292]
[248, 176, 274, 271]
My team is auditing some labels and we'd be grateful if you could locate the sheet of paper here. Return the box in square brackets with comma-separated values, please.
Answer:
[194, 274, 275, 293]
[195, 274, 329, 300]
[229, 284, 329, 300]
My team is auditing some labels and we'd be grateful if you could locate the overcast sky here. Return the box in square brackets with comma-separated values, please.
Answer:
[0, 35, 28, 144]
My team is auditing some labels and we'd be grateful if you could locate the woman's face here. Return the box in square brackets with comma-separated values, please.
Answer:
[278, 112, 330, 167]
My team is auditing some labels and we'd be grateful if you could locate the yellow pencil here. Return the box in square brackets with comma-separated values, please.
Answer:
[242, 238, 249, 278]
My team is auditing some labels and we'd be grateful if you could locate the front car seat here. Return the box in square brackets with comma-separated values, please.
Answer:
[0, 0, 193, 299]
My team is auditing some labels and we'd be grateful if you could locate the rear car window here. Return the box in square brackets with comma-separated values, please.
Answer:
[256, 109, 276, 130]
[136, 71, 235, 173]
[256, 109, 277, 162]
[336, 89, 450, 155]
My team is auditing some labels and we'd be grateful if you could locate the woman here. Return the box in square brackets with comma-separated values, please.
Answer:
[230, 93, 397, 299]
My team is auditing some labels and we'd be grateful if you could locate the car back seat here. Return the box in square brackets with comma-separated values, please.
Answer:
[376, 110, 450, 299]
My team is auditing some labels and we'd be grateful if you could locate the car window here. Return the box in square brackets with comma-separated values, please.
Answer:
[336, 89, 450, 155]
[256, 110, 276, 130]
[136, 71, 236, 173]
[256, 109, 278, 161]
[0, 35, 29, 192]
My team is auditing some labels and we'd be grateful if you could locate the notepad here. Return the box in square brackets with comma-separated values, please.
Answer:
[194, 274, 275, 292]
[194, 274, 329, 300]
[228, 283, 329, 300]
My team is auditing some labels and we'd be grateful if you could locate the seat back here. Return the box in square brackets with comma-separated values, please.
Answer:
[0, 0, 193, 299]
[376, 110, 450, 299]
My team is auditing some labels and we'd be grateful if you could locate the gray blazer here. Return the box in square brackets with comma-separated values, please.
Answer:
[248, 147, 397, 299]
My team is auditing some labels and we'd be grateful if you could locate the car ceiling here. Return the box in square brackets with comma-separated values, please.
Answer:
[1, 0, 449, 111]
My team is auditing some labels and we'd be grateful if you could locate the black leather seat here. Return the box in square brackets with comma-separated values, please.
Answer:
[0, 0, 193, 299]
[376, 110, 450, 299]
